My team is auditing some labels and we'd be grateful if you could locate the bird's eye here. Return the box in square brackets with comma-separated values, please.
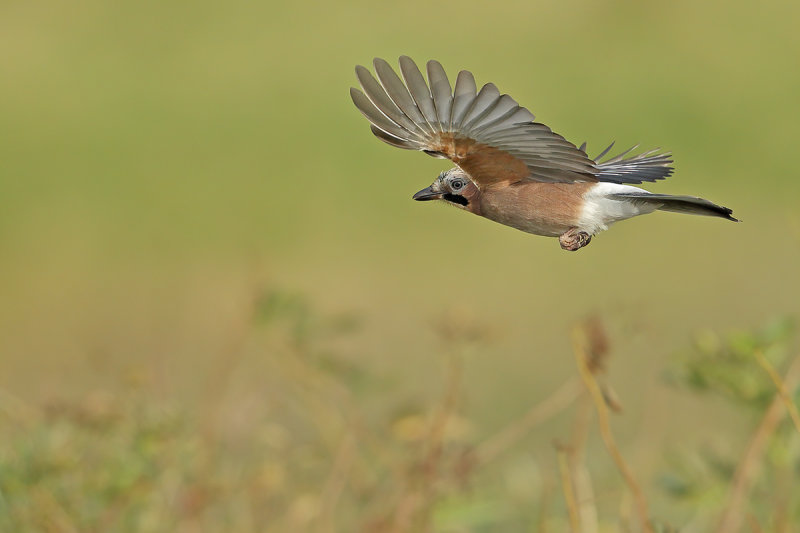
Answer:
[451, 179, 464, 190]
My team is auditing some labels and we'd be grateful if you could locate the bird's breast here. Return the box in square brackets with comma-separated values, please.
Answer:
[478, 182, 592, 237]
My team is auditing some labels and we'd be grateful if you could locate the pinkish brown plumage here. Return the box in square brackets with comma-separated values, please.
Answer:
[352, 56, 737, 251]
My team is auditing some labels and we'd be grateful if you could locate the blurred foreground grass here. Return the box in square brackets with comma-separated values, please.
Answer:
[1, 292, 798, 532]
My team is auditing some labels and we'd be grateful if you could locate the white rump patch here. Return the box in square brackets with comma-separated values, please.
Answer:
[577, 183, 660, 235]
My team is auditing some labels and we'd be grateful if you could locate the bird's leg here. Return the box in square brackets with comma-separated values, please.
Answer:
[559, 228, 592, 251]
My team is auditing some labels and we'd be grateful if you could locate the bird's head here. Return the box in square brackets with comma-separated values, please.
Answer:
[412, 168, 480, 212]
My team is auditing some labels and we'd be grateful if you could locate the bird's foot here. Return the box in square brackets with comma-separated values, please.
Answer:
[559, 228, 592, 251]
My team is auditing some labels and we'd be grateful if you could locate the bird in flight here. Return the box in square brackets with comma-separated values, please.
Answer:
[350, 57, 737, 251]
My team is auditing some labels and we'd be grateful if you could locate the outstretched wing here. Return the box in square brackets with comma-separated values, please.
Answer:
[351, 56, 597, 187]
[351, 57, 596, 186]
[351, 57, 673, 187]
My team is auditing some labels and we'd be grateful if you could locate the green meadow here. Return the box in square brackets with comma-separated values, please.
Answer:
[1, 1, 799, 531]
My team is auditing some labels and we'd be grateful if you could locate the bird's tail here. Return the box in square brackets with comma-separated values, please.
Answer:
[611, 192, 739, 221]
[579, 141, 674, 184]
[577, 142, 737, 221]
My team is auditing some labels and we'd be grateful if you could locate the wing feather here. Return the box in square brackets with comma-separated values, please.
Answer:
[399, 55, 439, 132]
[601, 144, 639, 164]
[352, 57, 672, 186]
[461, 83, 501, 132]
[426, 60, 453, 130]
[593, 141, 615, 161]
[373, 58, 432, 135]
[469, 102, 528, 137]
[369, 125, 421, 149]
[350, 88, 423, 146]
[355, 65, 426, 139]
[477, 107, 537, 137]
[450, 70, 478, 130]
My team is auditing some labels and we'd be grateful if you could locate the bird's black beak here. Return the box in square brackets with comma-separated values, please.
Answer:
[412, 186, 441, 201]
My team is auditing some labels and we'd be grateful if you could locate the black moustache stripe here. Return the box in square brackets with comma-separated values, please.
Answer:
[443, 193, 469, 206]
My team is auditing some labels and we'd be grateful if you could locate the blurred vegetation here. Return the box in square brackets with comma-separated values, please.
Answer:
[663, 318, 800, 532]
[1, 297, 798, 531]
[0, 0, 799, 531]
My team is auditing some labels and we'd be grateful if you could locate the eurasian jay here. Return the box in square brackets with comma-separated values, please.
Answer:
[351, 57, 736, 251]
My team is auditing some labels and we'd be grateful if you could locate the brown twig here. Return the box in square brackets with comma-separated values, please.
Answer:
[572, 327, 653, 533]
[747, 514, 765, 533]
[318, 430, 357, 533]
[754, 350, 800, 434]
[556, 445, 581, 533]
[31, 487, 79, 533]
[474, 377, 582, 465]
[569, 396, 598, 533]
[572, 457, 598, 533]
[200, 279, 262, 442]
[715, 354, 800, 533]
[387, 353, 463, 533]
[536, 482, 553, 533]
[570, 395, 593, 459]
[421, 353, 462, 480]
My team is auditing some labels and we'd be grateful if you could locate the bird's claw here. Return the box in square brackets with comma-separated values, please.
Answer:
[559, 229, 592, 251]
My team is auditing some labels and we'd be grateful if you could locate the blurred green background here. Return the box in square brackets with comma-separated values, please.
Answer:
[1, 0, 799, 531]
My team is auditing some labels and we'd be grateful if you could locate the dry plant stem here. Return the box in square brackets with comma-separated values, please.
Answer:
[536, 483, 553, 533]
[200, 283, 260, 440]
[557, 446, 581, 533]
[32, 487, 79, 533]
[715, 354, 800, 533]
[571, 328, 653, 533]
[422, 353, 462, 480]
[570, 396, 593, 459]
[572, 458, 598, 533]
[475, 377, 582, 465]
[747, 514, 765, 533]
[570, 397, 598, 533]
[318, 431, 357, 533]
[0, 387, 41, 428]
[389, 354, 463, 533]
[754, 351, 800, 434]
[773, 486, 790, 533]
